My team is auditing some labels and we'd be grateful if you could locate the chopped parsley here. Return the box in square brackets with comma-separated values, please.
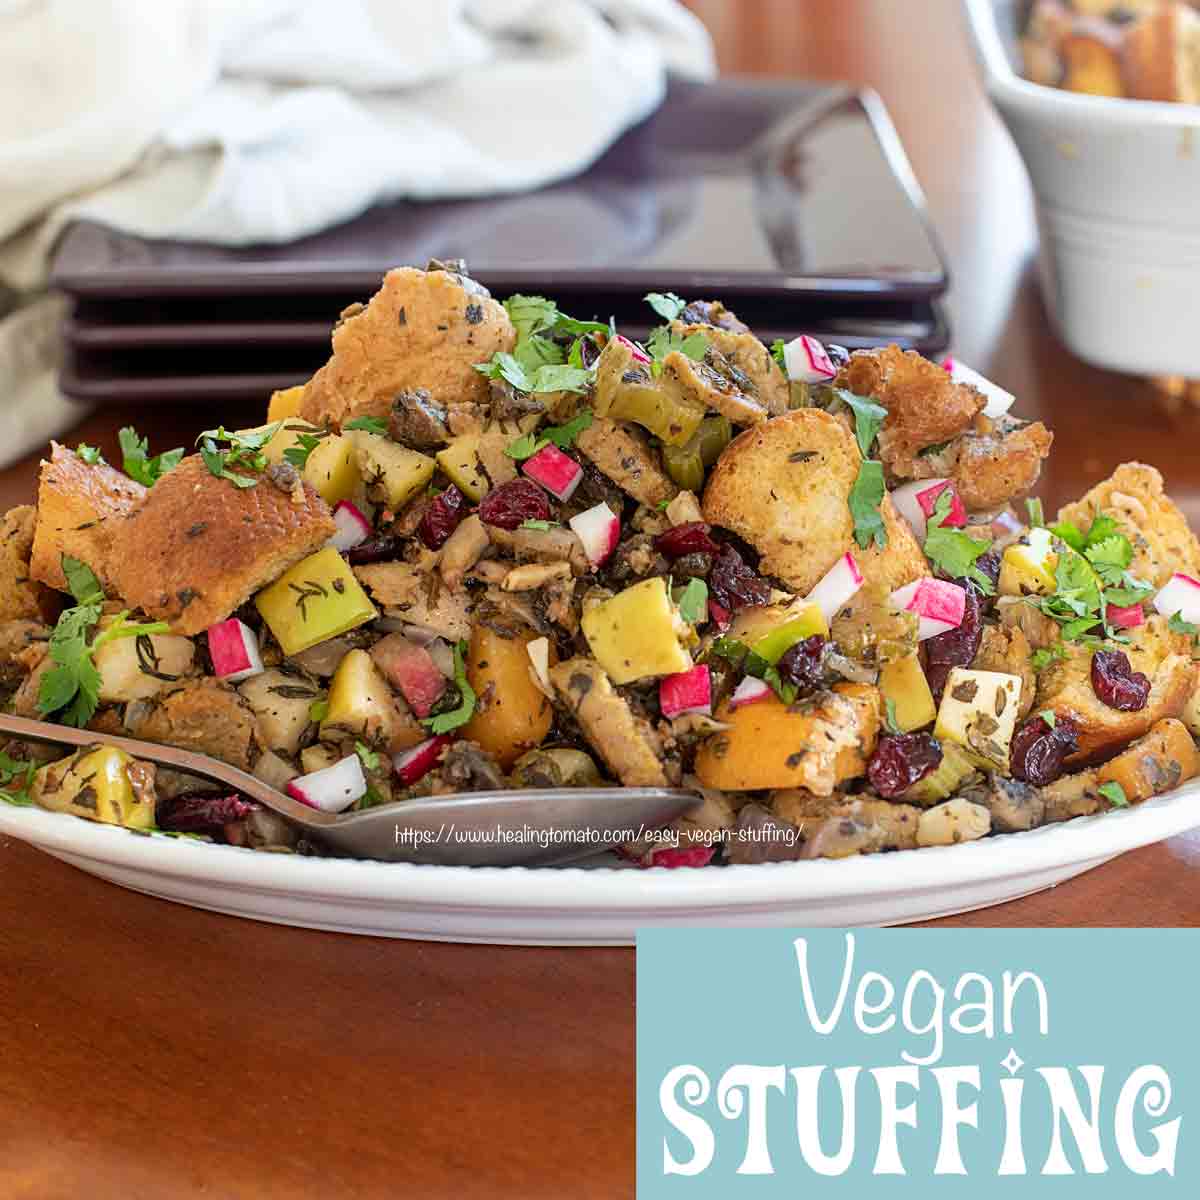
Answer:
[75, 443, 105, 466]
[37, 557, 169, 728]
[707, 636, 798, 704]
[423, 640, 477, 734]
[119, 427, 184, 487]
[196, 423, 281, 488]
[1097, 780, 1128, 808]
[343, 416, 388, 436]
[644, 292, 688, 322]
[770, 338, 788, 372]
[0, 750, 36, 807]
[848, 459, 887, 551]
[676, 579, 709, 625]
[505, 408, 594, 460]
[923, 490, 994, 593]
[354, 741, 381, 771]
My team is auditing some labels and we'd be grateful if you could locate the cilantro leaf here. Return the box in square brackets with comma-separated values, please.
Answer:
[1097, 781, 1128, 808]
[1037, 709, 1057, 729]
[119, 426, 184, 487]
[645, 292, 687, 322]
[848, 460, 887, 550]
[62, 556, 103, 606]
[706, 636, 796, 703]
[507, 408, 595, 460]
[1084, 534, 1133, 585]
[283, 432, 325, 471]
[1103, 574, 1154, 608]
[836, 388, 888, 459]
[530, 364, 591, 395]
[677, 579, 709, 625]
[75, 444, 105, 466]
[1026, 497, 1045, 529]
[646, 325, 707, 367]
[343, 416, 388, 436]
[1048, 520, 1084, 552]
[504, 294, 560, 339]
[423, 640, 477, 735]
[0, 750, 37, 807]
[1031, 642, 1069, 672]
[1168, 611, 1199, 636]
[504, 432, 540, 461]
[354, 741, 381, 771]
[770, 338, 788, 372]
[923, 491, 993, 591]
[196, 424, 280, 488]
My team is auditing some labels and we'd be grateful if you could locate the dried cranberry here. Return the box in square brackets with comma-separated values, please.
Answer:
[776, 635, 826, 695]
[1091, 650, 1151, 711]
[418, 484, 466, 549]
[867, 733, 943, 798]
[708, 544, 771, 611]
[577, 334, 603, 370]
[971, 549, 1002, 595]
[654, 522, 720, 559]
[157, 792, 256, 836]
[924, 587, 983, 698]
[347, 534, 403, 565]
[478, 479, 551, 530]
[1010, 715, 1079, 785]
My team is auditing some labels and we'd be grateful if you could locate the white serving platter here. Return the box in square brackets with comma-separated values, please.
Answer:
[3, 783, 1199, 944]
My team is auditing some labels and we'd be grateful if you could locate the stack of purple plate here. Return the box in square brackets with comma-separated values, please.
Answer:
[49, 79, 949, 406]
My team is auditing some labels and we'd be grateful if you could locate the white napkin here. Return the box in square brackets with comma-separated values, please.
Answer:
[0, 0, 714, 467]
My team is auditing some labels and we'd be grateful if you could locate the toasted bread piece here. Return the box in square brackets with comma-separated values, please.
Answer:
[0, 506, 62, 624]
[30, 443, 147, 593]
[1055, 462, 1200, 587]
[952, 418, 1054, 510]
[124, 678, 261, 771]
[835, 345, 985, 478]
[107, 456, 335, 635]
[300, 267, 514, 430]
[1121, 2, 1200, 103]
[1061, 20, 1126, 96]
[671, 323, 789, 415]
[702, 408, 928, 596]
[1036, 616, 1196, 764]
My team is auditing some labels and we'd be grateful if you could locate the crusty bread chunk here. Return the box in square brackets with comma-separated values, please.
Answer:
[1060, 19, 1126, 96]
[124, 678, 261, 771]
[1055, 462, 1200, 588]
[108, 456, 335, 635]
[1121, 2, 1200, 103]
[702, 408, 928, 596]
[952, 419, 1054, 511]
[1036, 615, 1196, 765]
[575, 418, 678, 507]
[300, 267, 514, 430]
[835, 345, 984, 478]
[0, 506, 62, 623]
[30, 443, 146, 592]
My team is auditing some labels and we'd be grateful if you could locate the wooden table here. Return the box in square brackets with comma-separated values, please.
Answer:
[2, 2, 1198, 1196]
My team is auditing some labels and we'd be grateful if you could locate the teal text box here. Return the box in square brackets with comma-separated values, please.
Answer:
[637, 929, 1197, 1196]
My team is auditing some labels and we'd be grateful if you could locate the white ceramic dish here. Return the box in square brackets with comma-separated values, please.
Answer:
[962, 0, 1200, 378]
[3, 781, 1199, 943]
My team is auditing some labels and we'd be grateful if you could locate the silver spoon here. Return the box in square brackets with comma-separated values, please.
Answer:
[0, 713, 699, 867]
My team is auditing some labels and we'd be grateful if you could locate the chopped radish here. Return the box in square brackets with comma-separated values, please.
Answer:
[889, 578, 967, 640]
[372, 636, 447, 718]
[942, 357, 1015, 419]
[527, 637, 552, 696]
[393, 736, 452, 787]
[522, 444, 583, 502]
[708, 600, 731, 632]
[659, 665, 712, 720]
[890, 479, 966, 542]
[287, 754, 366, 813]
[329, 501, 371, 552]
[805, 551, 864, 623]
[206, 618, 264, 682]
[642, 845, 715, 869]
[615, 334, 652, 365]
[783, 334, 837, 383]
[1106, 602, 1145, 629]
[569, 501, 620, 567]
[1153, 573, 1200, 625]
[730, 676, 771, 708]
